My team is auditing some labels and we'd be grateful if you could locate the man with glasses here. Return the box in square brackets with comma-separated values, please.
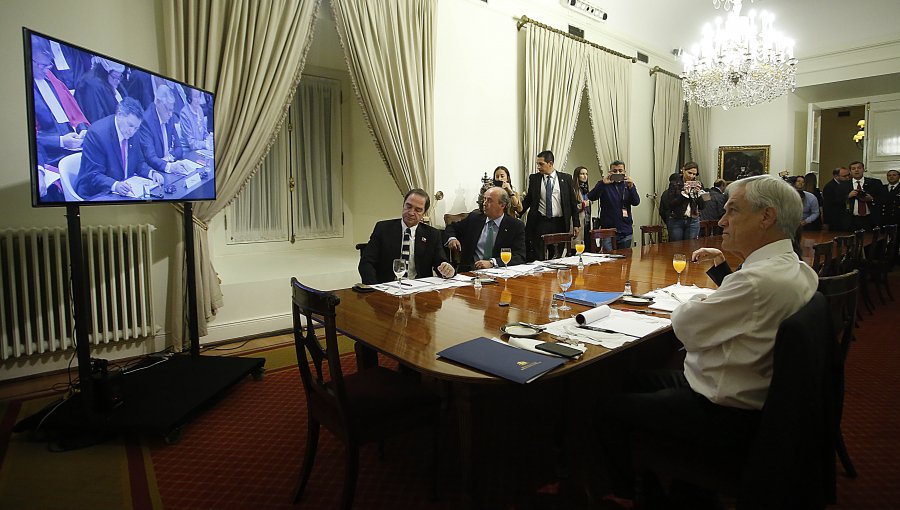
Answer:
[587, 160, 641, 250]
[138, 84, 188, 176]
[822, 166, 851, 231]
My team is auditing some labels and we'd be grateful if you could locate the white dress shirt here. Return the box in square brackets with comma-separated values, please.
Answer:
[538, 171, 562, 218]
[671, 239, 818, 410]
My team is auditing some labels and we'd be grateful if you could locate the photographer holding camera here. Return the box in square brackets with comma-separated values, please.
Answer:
[586, 160, 640, 250]
[845, 160, 883, 231]
[660, 162, 707, 241]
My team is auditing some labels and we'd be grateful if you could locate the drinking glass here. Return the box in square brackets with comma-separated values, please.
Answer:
[672, 253, 686, 286]
[557, 268, 573, 311]
[392, 258, 408, 288]
[575, 240, 585, 268]
[500, 248, 512, 269]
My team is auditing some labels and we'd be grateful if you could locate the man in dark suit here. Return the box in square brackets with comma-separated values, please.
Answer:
[445, 187, 526, 272]
[359, 188, 455, 284]
[882, 169, 900, 227]
[822, 166, 851, 231]
[521, 150, 580, 260]
[76, 97, 163, 198]
[139, 85, 188, 175]
[846, 160, 884, 231]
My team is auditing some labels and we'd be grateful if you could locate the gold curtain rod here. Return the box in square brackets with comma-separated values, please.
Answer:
[650, 66, 681, 80]
[516, 15, 637, 63]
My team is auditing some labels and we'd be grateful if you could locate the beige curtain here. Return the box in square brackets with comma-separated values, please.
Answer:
[651, 74, 685, 220]
[162, 0, 320, 350]
[688, 103, 713, 184]
[584, 49, 631, 169]
[331, 0, 436, 199]
[523, 24, 588, 175]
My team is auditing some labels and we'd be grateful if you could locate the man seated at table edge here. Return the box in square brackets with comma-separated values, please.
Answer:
[598, 174, 818, 508]
[358, 188, 455, 285]
[444, 186, 526, 272]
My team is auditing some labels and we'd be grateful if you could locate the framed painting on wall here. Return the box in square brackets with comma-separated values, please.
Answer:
[718, 145, 770, 181]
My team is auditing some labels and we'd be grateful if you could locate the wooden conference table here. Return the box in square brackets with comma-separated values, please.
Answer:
[330, 231, 841, 506]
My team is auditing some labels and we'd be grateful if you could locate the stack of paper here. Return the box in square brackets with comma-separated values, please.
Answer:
[645, 285, 715, 312]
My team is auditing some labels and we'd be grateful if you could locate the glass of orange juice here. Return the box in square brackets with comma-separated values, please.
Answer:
[575, 240, 585, 268]
[500, 248, 512, 269]
[673, 253, 687, 286]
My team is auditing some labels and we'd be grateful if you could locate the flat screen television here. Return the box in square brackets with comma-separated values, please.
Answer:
[24, 28, 217, 207]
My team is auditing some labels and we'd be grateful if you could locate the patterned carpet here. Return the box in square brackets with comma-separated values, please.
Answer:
[1, 273, 898, 509]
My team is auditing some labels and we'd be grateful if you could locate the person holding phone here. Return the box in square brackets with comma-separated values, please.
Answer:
[660, 162, 707, 241]
[492, 165, 523, 218]
[586, 160, 640, 251]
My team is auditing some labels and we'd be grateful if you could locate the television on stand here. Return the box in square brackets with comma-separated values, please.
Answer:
[24, 28, 217, 207]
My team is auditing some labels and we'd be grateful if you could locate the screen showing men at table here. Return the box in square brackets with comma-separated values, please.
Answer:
[28, 31, 215, 205]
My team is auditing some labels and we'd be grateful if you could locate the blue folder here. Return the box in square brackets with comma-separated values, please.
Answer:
[553, 290, 623, 307]
[436, 337, 566, 384]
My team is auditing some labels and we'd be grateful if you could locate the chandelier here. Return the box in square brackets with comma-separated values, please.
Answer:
[681, 0, 797, 109]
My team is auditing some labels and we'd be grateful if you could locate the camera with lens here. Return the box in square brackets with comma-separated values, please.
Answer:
[492, 179, 503, 187]
[610, 173, 625, 182]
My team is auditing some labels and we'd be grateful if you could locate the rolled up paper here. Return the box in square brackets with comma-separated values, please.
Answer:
[575, 304, 611, 325]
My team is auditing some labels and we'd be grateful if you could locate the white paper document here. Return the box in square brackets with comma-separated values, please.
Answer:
[371, 275, 470, 296]
[645, 285, 715, 312]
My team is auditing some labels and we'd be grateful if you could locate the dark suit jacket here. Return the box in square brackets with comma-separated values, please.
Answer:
[821, 179, 850, 231]
[882, 183, 900, 226]
[521, 171, 580, 234]
[444, 212, 526, 272]
[76, 115, 151, 197]
[845, 177, 884, 224]
[34, 81, 86, 166]
[139, 105, 184, 172]
[74, 70, 127, 124]
[359, 219, 449, 284]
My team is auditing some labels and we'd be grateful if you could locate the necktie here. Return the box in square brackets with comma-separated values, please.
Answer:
[401, 228, 411, 276]
[483, 222, 495, 260]
[545, 175, 554, 218]
[891, 185, 895, 193]
[120, 139, 127, 177]
[857, 182, 867, 216]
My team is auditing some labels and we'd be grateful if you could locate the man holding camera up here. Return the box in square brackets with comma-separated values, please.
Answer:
[845, 160, 883, 231]
[587, 160, 641, 250]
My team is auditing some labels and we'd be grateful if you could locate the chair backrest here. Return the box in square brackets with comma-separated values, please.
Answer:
[811, 241, 834, 276]
[588, 228, 617, 253]
[817, 270, 859, 364]
[882, 223, 898, 266]
[541, 232, 572, 259]
[443, 213, 469, 267]
[57, 152, 84, 201]
[291, 277, 350, 429]
[741, 292, 836, 508]
[355, 243, 368, 259]
[640, 225, 663, 246]
[443, 212, 469, 228]
[832, 235, 855, 274]
[699, 220, 721, 238]
[866, 226, 886, 266]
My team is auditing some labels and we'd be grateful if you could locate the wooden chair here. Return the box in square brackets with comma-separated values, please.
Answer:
[811, 241, 834, 276]
[699, 220, 721, 238]
[853, 229, 875, 314]
[868, 224, 897, 302]
[354, 243, 367, 258]
[818, 270, 860, 479]
[640, 225, 664, 246]
[290, 278, 441, 509]
[632, 293, 836, 508]
[443, 212, 470, 268]
[541, 232, 572, 259]
[832, 235, 856, 275]
[589, 228, 618, 253]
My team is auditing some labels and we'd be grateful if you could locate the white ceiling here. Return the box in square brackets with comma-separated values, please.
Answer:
[588, 0, 900, 61]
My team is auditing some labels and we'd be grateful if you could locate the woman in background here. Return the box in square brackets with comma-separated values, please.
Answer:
[573, 166, 592, 246]
[180, 88, 214, 151]
[660, 162, 706, 241]
[492, 165, 523, 218]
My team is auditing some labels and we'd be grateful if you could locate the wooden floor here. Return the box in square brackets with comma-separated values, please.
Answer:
[0, 333, 294, 402]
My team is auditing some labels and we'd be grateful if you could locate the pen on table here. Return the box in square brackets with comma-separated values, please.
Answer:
[619, 308, 670, 315]
[398, 281, 412, 287]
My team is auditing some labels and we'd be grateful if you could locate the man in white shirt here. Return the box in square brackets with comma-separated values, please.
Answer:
[598, 175, 818, 508]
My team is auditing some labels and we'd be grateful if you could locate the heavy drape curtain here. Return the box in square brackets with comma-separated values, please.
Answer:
[162, 0, 320, 350]
[584, 50, 631, 169]
[651, 74, 684, 220]
[688, 103, 713, 184]
[331, 0, 435, 200]
[523, 25, 587, 175]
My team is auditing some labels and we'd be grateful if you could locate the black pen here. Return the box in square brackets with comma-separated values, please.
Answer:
[578, 325, 640, 338]
[619, 308, 670, 315]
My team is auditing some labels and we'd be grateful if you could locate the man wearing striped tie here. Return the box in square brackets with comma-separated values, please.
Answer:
[358, 188, 455, 285]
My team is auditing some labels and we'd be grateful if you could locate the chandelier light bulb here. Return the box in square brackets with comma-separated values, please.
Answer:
[681, 0, 798, 109]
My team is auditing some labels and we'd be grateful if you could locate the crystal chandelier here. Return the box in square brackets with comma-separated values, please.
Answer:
[681, 0, 798, 109]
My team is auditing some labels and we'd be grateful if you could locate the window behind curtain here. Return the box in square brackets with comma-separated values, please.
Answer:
[228, 75, 343, 243]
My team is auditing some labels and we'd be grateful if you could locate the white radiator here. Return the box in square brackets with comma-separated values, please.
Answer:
[0, 225, 157, 361]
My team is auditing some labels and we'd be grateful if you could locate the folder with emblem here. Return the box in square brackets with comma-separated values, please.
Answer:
[436, 337, 566, 384]
[553, 290, 623, 307]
